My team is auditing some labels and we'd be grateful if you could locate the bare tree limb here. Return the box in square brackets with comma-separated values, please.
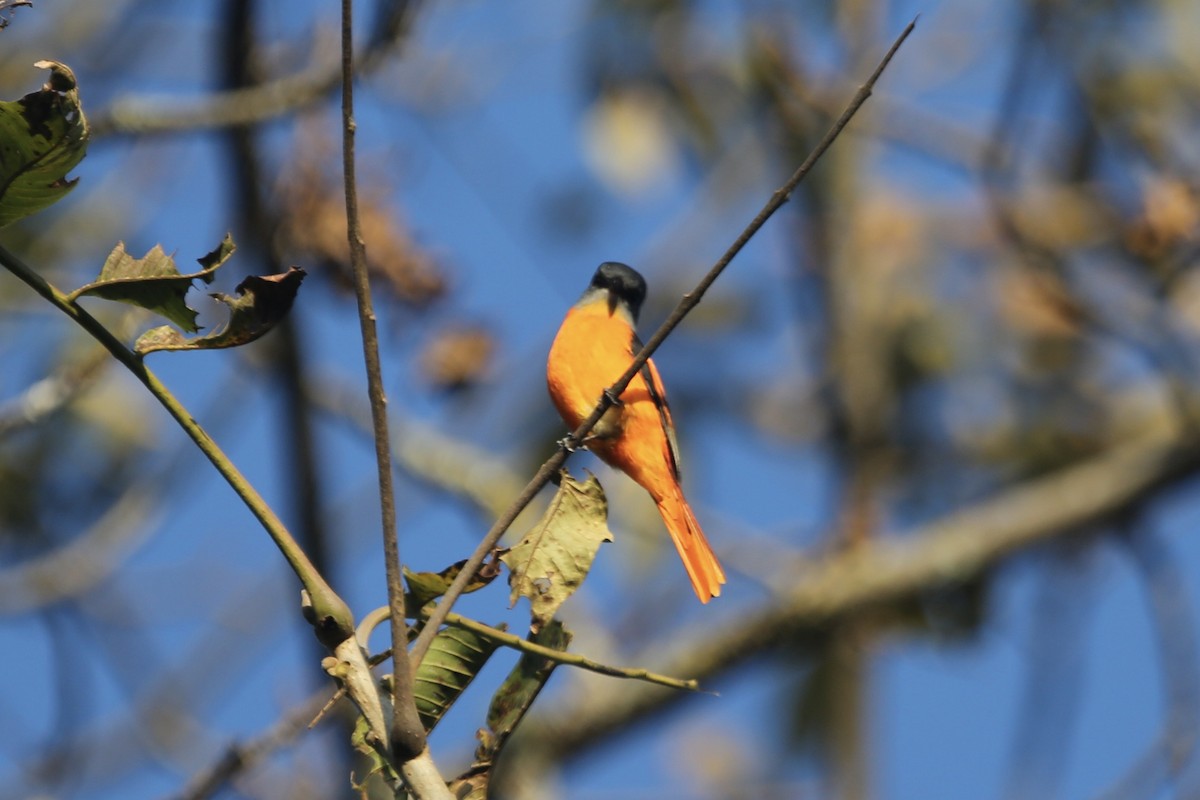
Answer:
[90, 1, 419, 137]
[516, 426, 1200, 763]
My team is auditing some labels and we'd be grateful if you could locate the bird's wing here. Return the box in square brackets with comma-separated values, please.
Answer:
[634, 333, 682, 480]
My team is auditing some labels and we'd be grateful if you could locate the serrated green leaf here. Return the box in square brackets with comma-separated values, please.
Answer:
[501, 472, 612, 632]
[134, 266, 306, 355]
[412, 625, 500, 733]
[0, 60, 88, 227]
[69, 235, 234, 331]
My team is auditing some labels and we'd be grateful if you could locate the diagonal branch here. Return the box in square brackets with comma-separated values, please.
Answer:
[0, 245, 355, 649]
[444, 612, 701, 692]
[407, 16, 918, 670]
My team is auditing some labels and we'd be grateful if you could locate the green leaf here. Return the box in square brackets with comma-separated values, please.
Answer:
[69, 235, 234, 331]
[451, 620, 571, 793]
[404, 557, 500, 615]
[134, 266, 306, 355]
[0, 60, 88, 227]
[501, 472, 613, 632]
[412, 625, 500, 733]
[349, 713, 399, 791]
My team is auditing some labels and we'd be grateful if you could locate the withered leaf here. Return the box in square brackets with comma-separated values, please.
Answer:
[501, 472, 612, 633]
[135, 266, 306, 355]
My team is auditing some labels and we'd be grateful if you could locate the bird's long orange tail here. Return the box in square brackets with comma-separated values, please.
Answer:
[656, 489, 726, 603]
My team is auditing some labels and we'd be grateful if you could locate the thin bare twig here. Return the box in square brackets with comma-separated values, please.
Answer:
[407, 16, 918, 670]
[173, 690, 335, 800]
[443, 612, 701, 692]
[338, 0, 436, 788]
[357, 604, 700, 690]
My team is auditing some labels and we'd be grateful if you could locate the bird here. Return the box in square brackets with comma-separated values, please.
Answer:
[546, 261, 725, 602]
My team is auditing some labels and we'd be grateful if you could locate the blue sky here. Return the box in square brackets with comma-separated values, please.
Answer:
[2, 1, 1198, 798]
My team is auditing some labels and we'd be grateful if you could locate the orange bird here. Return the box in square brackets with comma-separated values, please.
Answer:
[546, 262, 725, 602]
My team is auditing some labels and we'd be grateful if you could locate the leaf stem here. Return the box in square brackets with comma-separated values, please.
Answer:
[444, 612, 701, 692]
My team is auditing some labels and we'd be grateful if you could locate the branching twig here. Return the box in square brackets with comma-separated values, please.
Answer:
[176, 422, 1200, 795]
[407, 16, 917, 670]
[444, 612, 701, 692]
[363, 603, 699, 694]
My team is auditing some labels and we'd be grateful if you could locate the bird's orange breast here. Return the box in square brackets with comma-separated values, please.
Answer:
[547, 303, 639, 426]
[546, 302, 674, 500]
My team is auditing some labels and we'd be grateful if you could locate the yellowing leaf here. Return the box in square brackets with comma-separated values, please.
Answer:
[134, 266, 306, 355]
[70, 236, 234, 332]
[501, 473, 612, 632]
[0, 61, 89, 227]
